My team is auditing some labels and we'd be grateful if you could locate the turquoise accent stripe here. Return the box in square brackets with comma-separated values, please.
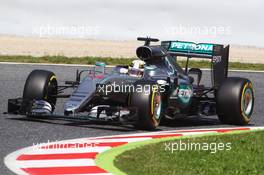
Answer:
[166, 41, 214, 55]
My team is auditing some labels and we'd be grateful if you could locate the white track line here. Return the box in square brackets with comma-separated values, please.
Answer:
[0, 62, 263, 73]
[84, 138, 151, 143]
[67, 174, 112, 175]
[181, 131, 218, 136]
[87, 127, 250, 140]
[16, 159, 95, 168]
[23, 147, 110, 155]
[63, 137, 151, 143]
[0, 62, 115, 67]
[67, 173, 113, 175]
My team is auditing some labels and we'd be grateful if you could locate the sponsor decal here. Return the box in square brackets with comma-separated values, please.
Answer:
[169, 41, 213, 55]
[178, 84, 193, 104]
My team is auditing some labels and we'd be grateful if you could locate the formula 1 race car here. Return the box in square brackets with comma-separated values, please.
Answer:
[7, 37, 255, 130]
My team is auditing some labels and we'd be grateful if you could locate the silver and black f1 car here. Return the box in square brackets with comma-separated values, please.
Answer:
[7, 37, 255, 130]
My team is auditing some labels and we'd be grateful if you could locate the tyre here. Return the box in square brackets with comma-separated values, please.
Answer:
[23, 70, 58, 109]
[130, 82, 163, 130]
[216, 77, 254, 125]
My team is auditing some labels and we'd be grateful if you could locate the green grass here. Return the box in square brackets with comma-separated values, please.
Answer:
[0, 55, 264, 70]
[114, 131, 264, 175]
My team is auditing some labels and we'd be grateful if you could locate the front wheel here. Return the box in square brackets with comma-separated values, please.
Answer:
[23, 69, 58, 111]
[130, 83, 163, 130]
[216, 77, 254, 125]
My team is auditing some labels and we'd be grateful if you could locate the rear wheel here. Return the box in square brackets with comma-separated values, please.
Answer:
[216, 77, 254, 125]
[130, 83, 163, 130]
[23, 70, 58, 110]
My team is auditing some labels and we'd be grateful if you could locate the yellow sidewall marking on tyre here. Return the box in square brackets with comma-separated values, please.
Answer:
[151, 91, 155, 115]
[151, 90, 160, 127]
[241, 82, 252, 122]
[45, 75, 56, 99]
[48, 75, 56, 85]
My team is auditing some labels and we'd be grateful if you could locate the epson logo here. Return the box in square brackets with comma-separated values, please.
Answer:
[171, 42, 213, 51]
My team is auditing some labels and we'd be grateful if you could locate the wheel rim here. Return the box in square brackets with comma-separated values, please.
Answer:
[242, 88, 253, 117]
[152, 92, 162, 120]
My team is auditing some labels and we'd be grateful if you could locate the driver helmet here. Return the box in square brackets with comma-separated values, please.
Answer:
[128, 60, 145, 77]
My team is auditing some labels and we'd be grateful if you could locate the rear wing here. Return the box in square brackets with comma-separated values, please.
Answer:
[161, 41, 230, 87]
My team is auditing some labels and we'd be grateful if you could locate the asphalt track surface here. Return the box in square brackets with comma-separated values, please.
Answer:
[0, 63, 263, 174]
